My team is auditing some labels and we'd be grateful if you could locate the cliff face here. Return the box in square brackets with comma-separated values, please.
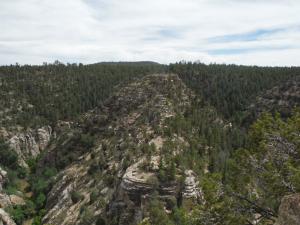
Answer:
[1, 126, 53, 168]
[40, 74, 204, 225]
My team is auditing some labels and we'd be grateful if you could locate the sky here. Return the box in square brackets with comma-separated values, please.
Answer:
[0, 0, 300, 66]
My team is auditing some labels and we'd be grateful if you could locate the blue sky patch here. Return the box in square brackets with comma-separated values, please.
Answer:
[208, 27, 286, 43]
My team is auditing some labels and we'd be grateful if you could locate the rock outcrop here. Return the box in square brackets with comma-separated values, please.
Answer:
[275, 193, 300, 225]
[0, 168, 7, 192]
[0, 209, 16, 225]
[182, 170, 201, 199]
[0, 168, 10, 209]
[8, 126, 52, 167]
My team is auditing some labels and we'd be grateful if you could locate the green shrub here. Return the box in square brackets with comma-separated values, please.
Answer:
[88, 163, 99, 175]
[89, 191, 98, 204]
[0, 140, 18, 169]
[71, 191, 84, 203]
[6, 206, 25, 225]
[35, 193, 46, 209]
[96, 216, 106, 225]
[27, 158, 38, 173]
[79, 207, 94, 225]
[104, 174, 115, 187]
[80, 134, 95, 148]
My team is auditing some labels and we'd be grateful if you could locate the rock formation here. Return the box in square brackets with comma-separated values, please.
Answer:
[0, 209, 16, 225]
[8, 126, 52, 167]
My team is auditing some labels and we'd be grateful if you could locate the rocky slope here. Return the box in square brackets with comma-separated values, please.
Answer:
[247, 79, 300, 121]
[40, 74, 204, 225]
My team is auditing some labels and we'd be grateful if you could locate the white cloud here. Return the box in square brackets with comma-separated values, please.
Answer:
[0, 0, 299, 65]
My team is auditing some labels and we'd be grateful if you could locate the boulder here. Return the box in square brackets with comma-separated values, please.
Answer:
[9, 195, 25, 206]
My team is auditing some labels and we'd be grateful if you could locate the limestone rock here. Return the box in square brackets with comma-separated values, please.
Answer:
[121, 160, 155, 197]
[9, 195, 25, 206]
[0, 193, 11, 208]
[0, 168, 7, 192]
[182, 170, 201, 199]
[8, 126, 52, 167]
[0, 209, 16, 225]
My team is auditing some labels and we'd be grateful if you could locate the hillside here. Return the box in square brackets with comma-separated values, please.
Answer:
[248, 79, 300, 117]
[0, 63, 299, 225]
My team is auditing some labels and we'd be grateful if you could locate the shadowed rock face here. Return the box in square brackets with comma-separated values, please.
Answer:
[275, 194, 300, 225]
[41, 74, 203, 225]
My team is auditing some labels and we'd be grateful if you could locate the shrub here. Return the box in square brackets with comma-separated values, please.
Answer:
[89, 191, 98, 204]
[96, 216, 106, 225]
[88, 163, 99, 175]
[35, 193, 46, 209]
[71, 191, 84, 203]
[0, 140, 18, 169]
[6, 206, 25, 225]
[80, 134, 95, 148]
[79, 207, 94, 225]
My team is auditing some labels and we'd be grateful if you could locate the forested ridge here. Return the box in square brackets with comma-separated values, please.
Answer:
[0, 61, 299, 225]
[170, 62, 300, 123]
[0, 61, 166, 128]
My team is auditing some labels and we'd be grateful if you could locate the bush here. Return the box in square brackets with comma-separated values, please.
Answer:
[104, 174, 115, 187]
[79, 207, 94, 225]
[80, 134, 95, 148]
[71, 191, 84, 203]
[6, 206, 25, 225]
[27, 158, 38, 173]
[0, 140, 18, 169]
[35, 193, 46, 209]
[89, 191, 98, 204]
[88, 163, 99, 175]
[96, 216, 106, 225]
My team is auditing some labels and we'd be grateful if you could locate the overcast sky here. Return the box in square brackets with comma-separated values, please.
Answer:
[0, 0, 300, 66]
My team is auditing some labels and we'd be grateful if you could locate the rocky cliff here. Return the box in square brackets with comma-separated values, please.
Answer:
[6, 126, 53, 167]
